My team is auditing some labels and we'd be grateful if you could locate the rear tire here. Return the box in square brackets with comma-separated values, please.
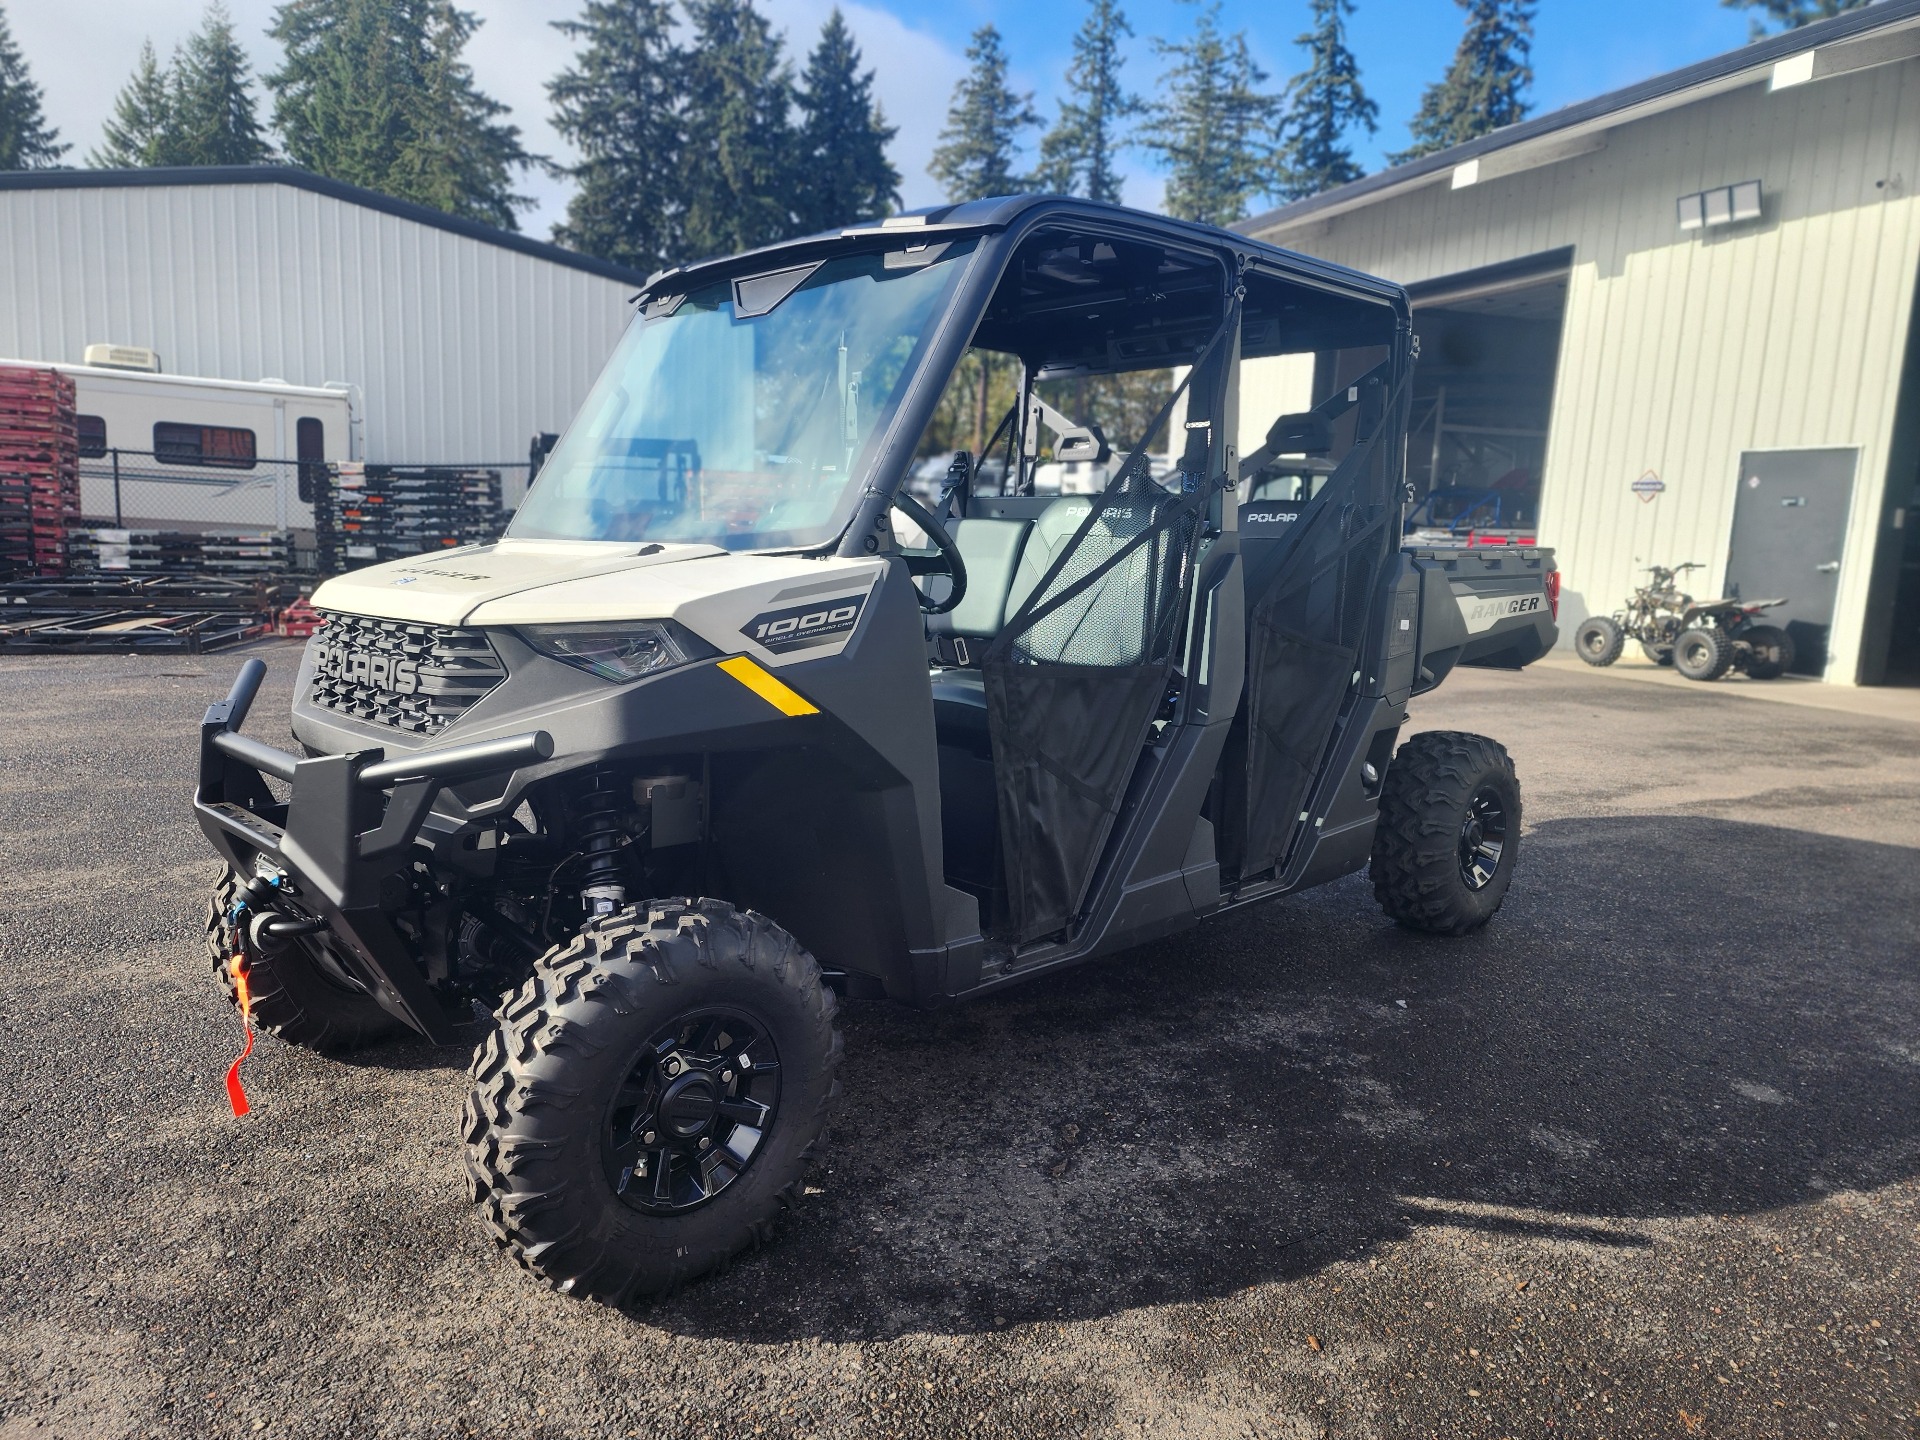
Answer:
[1740, 623, 1795, 680]
[204, 870, 402, 1052]
[1673, 626, 1733, 681]
[1574, 616, 1624, 667]
[463, 898, 842, 1304]
[1371, 732, 1521, 936]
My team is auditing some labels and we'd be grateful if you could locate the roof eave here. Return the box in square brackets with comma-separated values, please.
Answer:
[1238, 0, 1920, 236]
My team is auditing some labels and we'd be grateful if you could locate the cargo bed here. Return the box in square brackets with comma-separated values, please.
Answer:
[1406, 543, 1559, 690]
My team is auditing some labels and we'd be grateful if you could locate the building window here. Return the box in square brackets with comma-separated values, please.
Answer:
[153, 421, 257, 469]
[77, 414, 107, 458]
[296, 416, 325, 502]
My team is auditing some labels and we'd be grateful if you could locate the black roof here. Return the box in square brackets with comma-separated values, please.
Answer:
[1239, 0, 1920, 234]
[0, 165, 649, 286]
[648, 194, 1410, 315]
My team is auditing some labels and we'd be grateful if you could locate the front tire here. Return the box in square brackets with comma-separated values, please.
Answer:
[204, 870, 402, 1052]
[1574, 616, 1624, 666]
[1673, 626, 1733, 681]
[463, 898, 842, 1303]
[1371, 731, 1521, 936]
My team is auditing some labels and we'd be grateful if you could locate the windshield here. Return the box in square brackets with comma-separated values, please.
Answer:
[510, 242, 976, 550]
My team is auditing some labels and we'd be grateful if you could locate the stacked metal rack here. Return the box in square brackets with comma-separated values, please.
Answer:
[67, 527, 295, 577]
[0, 366, 80, 577]
[0, 450, 509, 653]
[0, 574, 300, 653]
[317, 463, 504, 572]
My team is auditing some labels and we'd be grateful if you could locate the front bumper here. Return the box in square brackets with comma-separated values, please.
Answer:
[194, 657, 551, 1043]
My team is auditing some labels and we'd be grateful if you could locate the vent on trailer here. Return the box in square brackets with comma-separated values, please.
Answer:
[82, 344, 161, 373]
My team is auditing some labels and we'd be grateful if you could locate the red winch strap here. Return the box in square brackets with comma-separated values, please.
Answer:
[226, 951, 255, 1118]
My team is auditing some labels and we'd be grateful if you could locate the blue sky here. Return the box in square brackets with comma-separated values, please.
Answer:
[19, 0, 1769, 234]
[920, 0, 1761, 206]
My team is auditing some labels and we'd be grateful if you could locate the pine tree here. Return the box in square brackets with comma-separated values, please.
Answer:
[1141, 1, 1279, 226]
[268, 0, 532, 228]
[793, 9, 898, 233]
[1722, 0, 1869, 36]
[0, 2, 66, 169]
[170, 4, 275, 165]
[388, 3, 528, 226]
[1035, 0, 1139, 204]
[677, 0, 796, 258]
[95, 42, 178, 168]
[928, 25, 1040, 203]
[548, 0, 684, 273]
[1391, 0, 1533, 164]
[1277, 0, 1376, 200]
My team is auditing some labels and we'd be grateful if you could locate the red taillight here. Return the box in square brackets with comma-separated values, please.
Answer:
[1545, 569, 1561, 620]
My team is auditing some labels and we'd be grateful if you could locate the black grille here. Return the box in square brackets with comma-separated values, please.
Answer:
[308, 611, 506, 734]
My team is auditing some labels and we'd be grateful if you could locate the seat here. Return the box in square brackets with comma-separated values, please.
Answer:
[927, 517, 1032, 641]
[929, 492, 1185, 744]
[1001, 491, 1183, 666]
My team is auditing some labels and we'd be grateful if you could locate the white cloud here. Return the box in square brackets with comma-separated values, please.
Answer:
[12, 0, 969, 236]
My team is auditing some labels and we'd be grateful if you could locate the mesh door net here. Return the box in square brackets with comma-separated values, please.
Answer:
[979, 344, 1229, 945]
[1237, 367, 1408, 877]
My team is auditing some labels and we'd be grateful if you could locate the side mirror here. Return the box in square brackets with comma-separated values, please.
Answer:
[1266, 411, 1332, 456]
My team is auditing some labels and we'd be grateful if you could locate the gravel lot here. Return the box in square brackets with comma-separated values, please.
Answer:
[1, 645, 1915, 1440]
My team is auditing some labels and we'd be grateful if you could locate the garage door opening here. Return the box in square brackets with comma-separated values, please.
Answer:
[1404, 251, 1571, 546]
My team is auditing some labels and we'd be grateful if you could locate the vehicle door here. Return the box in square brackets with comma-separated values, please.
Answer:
[1225, 267, 1410, 882]
[963, 229, 1239, 945]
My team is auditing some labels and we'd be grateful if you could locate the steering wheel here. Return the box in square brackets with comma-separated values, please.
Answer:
[890, 490, 968, 615]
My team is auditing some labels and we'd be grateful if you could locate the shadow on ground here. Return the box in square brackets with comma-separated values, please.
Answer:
[623, 813, 1920, 1341]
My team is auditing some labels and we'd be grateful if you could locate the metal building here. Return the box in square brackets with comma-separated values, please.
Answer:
[0, 166, 646, 499]
[1239, 0, 1920, 685]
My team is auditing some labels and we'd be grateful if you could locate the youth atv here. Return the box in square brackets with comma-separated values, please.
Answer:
[1574, 563, 1794, 680]
[191, 196, 1558, 1303]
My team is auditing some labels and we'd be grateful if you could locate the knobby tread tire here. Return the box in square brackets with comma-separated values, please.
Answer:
[1574, 616, 1624, 667]
[204, 870, 401, 1052]
[1739, 623, 1794, 680]
[461, 897, 842, 1305]
[1370, 731, 1521, 936]
[1674, 626, 1734, 681]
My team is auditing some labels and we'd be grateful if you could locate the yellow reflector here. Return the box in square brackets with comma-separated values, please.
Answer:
[716, 655, 820, 716]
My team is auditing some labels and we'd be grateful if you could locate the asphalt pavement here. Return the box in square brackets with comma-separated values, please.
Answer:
[0, 644, 1915, 1440]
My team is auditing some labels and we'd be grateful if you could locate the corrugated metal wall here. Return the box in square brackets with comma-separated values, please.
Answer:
[0, 181, 636, 490]
[1251, 58, 1920, 683]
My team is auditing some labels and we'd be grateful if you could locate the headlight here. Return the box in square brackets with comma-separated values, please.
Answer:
[517, 621, 707, 683]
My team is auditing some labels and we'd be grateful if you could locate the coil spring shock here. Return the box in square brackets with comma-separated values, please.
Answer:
[569, 770, 630, 918]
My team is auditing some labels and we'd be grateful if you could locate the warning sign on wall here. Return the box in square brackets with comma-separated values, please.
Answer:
[1631, 471, 1666, 503]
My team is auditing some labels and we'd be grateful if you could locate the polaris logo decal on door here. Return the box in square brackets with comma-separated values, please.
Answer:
[743, 593, 868, 654]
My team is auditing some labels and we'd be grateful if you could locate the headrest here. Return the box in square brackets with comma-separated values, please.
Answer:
[1033, 491, 1168, 546]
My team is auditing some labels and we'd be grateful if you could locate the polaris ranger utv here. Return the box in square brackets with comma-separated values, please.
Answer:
[191, 197, 1558, 1302]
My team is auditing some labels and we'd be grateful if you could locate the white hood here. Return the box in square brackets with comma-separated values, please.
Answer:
[308, 539, 891, 668]
[307, 539, 725, 626]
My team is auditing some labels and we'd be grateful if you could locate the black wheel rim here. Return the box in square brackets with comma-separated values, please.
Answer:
[602, 1007, 782, 1214]
[1458, 786, 1509, 891]
[1581, 628, 1607, 655]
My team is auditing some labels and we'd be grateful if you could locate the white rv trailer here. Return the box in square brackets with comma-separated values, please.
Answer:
[2, 358, 355, 538]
